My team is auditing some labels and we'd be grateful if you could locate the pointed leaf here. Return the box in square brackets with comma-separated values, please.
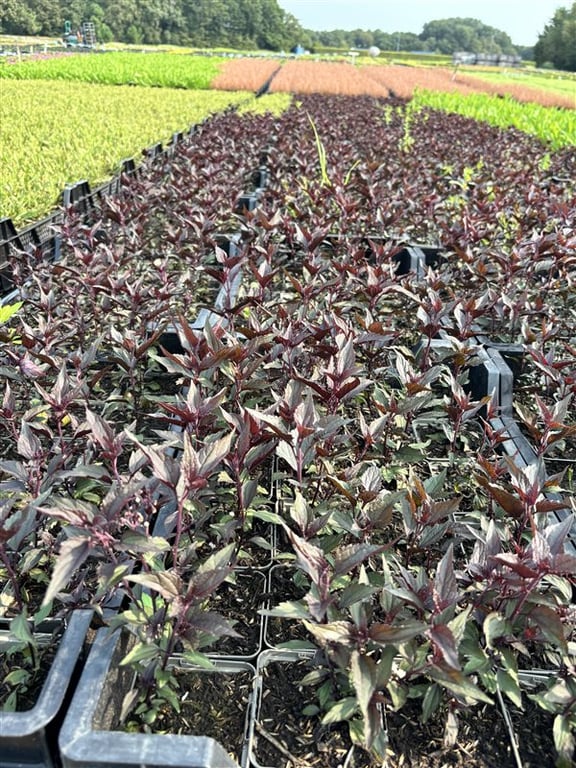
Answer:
[321, 697, 358, 724]
[43, 536, 91, 605]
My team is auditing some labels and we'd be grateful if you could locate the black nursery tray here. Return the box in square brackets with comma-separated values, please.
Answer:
[0, 610, 93, 768]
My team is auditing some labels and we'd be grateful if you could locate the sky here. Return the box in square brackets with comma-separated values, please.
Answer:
[279, 1, 565, 46]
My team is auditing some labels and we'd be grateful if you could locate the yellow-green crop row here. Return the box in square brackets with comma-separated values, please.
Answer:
[237, 93, 292, 116]
[461, 69, 576, 100]
[412, 89, 576, 150]
[0, 51, 226, 89]
[0, 80, 249, 225]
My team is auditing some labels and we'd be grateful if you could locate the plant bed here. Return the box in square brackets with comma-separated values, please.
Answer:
[209, 569, 267, 659]
[0, 609, 93, 768]
[263, 564, 310, 649]
[59, 627, 253, 768]
[382, 691, 559, 768]
[248, 649, 372, 768]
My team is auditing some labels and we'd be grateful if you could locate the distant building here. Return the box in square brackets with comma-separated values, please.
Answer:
[452, 51, 522, 67]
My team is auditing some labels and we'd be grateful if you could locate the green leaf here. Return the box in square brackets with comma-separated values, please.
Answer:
[249, 508, 282, 525]
[121, 533, 169, 553]
[33, 601, 53, 626]
[120, 642, 160, 666]
[369, 621, 425, 645]
[553, 715, 575, 768]
[338, 583, 378, 609]
[529, 605, 568, 652]
[0, 302, 22, 324]
[388, 679, 408, 710]
[290, 489, 310, 532]
[424, 469, 447, 498]
[157, 682, 181, 713]
[10, 613, 34, 646]
[497, 668, 522, 709]
[127, 571, 181, 600]
[196, 541, 236, 574]
[333, 543, 386, 578]
[180, 651, 216, 670]
[483, 612, 511, 649]
[4, 668, 31, 687]
[300, 669, 330, 686]
[376, 646, 396, 688]
[351, 651, 377, 722]
[1, 689, 18, 712]
[321, 697, 358, 724]
[347, 717, 364, 746]
[304, 620, 355, 645]
[264, 600, 309, 619]
[43, 536, 92, 606]
[428, 666, 493, 705]
[463, 643, 489, 675]
[422, 683, 442, 723]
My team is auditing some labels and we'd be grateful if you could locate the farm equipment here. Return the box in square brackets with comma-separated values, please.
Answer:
[63, 21, 96, 48]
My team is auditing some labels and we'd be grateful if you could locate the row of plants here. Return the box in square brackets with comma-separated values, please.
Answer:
[205, 57, 575, 145]
[362, 65, 576, 110]
[0, 51, 226, 88]
[1, 92, 575, 767]
[460, 68, 576, 101]
[0, 84, 288, 226]
[410, 89, 576, 150]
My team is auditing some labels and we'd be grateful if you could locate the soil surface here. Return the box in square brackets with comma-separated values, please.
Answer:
[384, 696, 558, 768]
[252, 659, 563, 768]
[128, 666, 252, 764]
[209, 569, 266, 657]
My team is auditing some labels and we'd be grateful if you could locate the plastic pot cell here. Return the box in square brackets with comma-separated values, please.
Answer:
[468, 346, 514, 416]
[247, 649, 364, 768]
[209, 569, 267, 660]
[234, 194, 259, 216]
[59, 628, 254, 768]
[0, 610, 93, 768]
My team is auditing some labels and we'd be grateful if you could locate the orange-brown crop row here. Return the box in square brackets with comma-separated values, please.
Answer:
[210, 58, 573, 110]
[211, 58, 280, 92]
[267, 60, 389, 97]
[211, 58, 388, 97]
[362, 66, 574, 109]
[456, 73, 575, 109]
[362, 66, 478, 99]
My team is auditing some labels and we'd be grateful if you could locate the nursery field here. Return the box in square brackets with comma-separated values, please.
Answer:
[1, 75, 575, 768]
[1, 52, 574, 226]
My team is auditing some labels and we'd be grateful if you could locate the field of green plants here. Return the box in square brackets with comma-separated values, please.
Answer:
[0, 51, 225, 88]
[461, 67, 576, 99]
[412, 89, 576, 150]
[0, 80, 251, 224]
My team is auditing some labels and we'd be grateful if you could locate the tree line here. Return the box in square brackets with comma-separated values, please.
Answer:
[533, 2, 576, 71]
[1, 0, 574, 71]
[0, 0, 303, 49]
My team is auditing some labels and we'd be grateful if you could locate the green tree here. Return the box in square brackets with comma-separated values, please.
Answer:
[534, 3, 576, 71]
[0, 0, 41, 34]
[420, 18, 516, 55]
